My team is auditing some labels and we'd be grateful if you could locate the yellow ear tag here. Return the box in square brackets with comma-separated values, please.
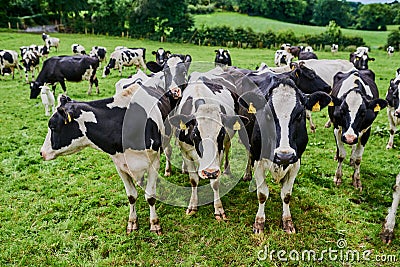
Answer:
[233, 120, 241, 131]
[248, 102, 256, 114]
[179, 120, 187, 130]
[328, 101, 334, 107]
[312, 101, 320, 112]
[374, 104, 381, 112]
[65, 113, 72, 124]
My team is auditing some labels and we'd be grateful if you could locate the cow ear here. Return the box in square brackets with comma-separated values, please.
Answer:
[370, 57, 375, 61]
[152, 51, 157, 55]
[146, 61, 163, 73]
[169, 114, 195, 130]
[214, 50, 218, 53]
[368, 99, 388, 112]
[58, 94, 71, 106]
[305, 91, 332, 111]
[238, 91, 266, 114]
[184, 54, 192, 71]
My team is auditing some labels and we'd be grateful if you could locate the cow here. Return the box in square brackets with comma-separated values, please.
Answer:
[39, 85, 55, 116]
[21, 50, 40, 83]
[30, 55, 100, 98]
[71, 44, 86, 55]
[40, 55, 192, 234]
[89, 46, 107, 64]
[387, 46, 395, 57]
[103, 48, 146, 77]
[0, 50, 21, 79]
[42, 33, 60, 51]
[380, 172, 400, 244]
[328, 69, 387, 190]
[152, 48, 171, 67]
[350, 47, 375, 70]
[385, 73, 400, 149]
[237, 78, 331, 234]
[274, 50, 293, 67]
[169, 67, 248, 220]
[331, 44, 339, 54]
[214, 49, 232, 67]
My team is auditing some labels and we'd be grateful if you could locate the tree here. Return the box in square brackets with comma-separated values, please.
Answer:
[356, 4, 390, 30]
[311, 0, 351, 27]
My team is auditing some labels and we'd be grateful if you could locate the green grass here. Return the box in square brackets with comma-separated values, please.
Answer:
[0, 31, 400, 266]
[194, 12, 397, 49]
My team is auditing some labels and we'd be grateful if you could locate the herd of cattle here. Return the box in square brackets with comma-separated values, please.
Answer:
[2, 34, 400, 243]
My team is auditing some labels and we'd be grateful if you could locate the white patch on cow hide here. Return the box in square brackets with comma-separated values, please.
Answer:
[107, 83, 142, 109]
[343, 90, 363, 137]
[81, 66, 93, 81]
[75, 110, 97, 134]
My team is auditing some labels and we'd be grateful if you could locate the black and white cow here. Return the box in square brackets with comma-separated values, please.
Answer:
[30, 55, 100, 98]
[152, 48, 171, 67]
[169, 67, 248, 220]
[214, 49, 232, 67]
[331, 44, 339, 54]
[387, 46, 395, 57]
[385, 73, 400, 149]
[237, 78, 331, 234]
[42, 33, 60, 51]
[274, 50, 293, 67]
[89, 46, 107, 64]
[350, 47, 375, 70]
[380, 172, 400, 244]
[71, 44, 86, 55]
[103, 48, 146, 77]
[0, 50, 21, 79]
[21, 50, 40, 83]
[40, 55, 192, 234]
[328, 69, 387, 190]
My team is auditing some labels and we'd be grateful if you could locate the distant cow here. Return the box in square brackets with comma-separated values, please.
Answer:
[380, 172, 400, 244]
[0, 50, 21, 79]
[103, 48, 146, 77]
[71, 44, 86, 55]
[274, 50, 293, 67]
[329, 69, 387, 190]
[21, 50, 40, 83]
[385, 73, 400, 149]
[152, 48, 171, 66]
[89, 46, 107, 64]
[331, 44, 339, 54]
[30, 55, 100, 98]
[42, 33, 60, 51]
[387, 46, 395, 57]
[214, 49, 232, 67]
[350, 47, 375, 70]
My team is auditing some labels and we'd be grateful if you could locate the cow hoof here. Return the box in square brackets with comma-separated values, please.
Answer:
[380, 228, 394, 244]
[334, 177, 342, 186]
[349, 158, 355, 167]
[150, 227, 162, 236]
[283, 217, 296, 234]
[253, 222, 265, 234]
[164, 170, 171, 177]
[186, 208, 197, 216]
[310, 125, 316, 133]
[324, 121, 331, 128]
[242, 173, 253, 181]
[386, 144, 393, 150]
[352, 180, 362, 191]
[215, 212, 227, 221]
[126, 220, 138, 234]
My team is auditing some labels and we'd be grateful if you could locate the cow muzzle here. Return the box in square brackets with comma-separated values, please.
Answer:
[273, 151, 298, 165]
[200, 168, 221, 179]
[170, 87, 182, 99]
[342, 134, 358, 145]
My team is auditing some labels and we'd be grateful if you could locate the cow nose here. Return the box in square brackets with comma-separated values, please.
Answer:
[343, 134, 358, 145]
[274, 152, 297, 165]
[201, 169, 220, 179]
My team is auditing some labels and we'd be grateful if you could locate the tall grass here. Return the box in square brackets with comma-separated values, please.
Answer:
[0, 31, 399, 266]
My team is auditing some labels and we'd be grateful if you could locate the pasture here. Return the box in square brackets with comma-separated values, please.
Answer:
[0, 31, 400, 266]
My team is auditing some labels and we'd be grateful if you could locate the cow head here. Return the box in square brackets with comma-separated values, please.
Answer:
[30, 81, 44, 99]
[289, 62, 331, 94]
[40, 95, 95, 160]
[350, 52, 375, 70]
[102, 58, 116, 77]
[386, 78, 400, 117]
[152, 48, 171, 66]
[214, 49, 231, 66]
[170, 103, 248, 179]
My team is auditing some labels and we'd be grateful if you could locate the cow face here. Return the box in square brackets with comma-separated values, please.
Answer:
[170, 104, 247, 179]
[350, 53, 375, 70]
[30, 81, 43, 98]
[214, 49, 231, 66]
[103, 58, 116, 77]
[331, 90, 387, 145]
[152, 48, 171, 66]
[386, 78, 400, 117]
[290, 62, 331, 94]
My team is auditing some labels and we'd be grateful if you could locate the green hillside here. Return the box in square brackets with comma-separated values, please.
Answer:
[194, 12, 394, 49]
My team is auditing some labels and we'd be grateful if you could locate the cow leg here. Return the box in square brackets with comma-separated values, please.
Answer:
[334, 128, 346, 186]
[146, 157, 162, 235]
[351, 141, 365, 191]
[60, 80, 67, 95]
[11, 66, 15, 79]
[211, 178, 227, 221]
[306, 110, 316, 133]
[223, 139, 231, 175]
[253, 160, 268, 234]
[380, 173, 400, 244]
[163, 141, 172, 177]
[324, 118, 332, 128]
[185, 158, 199, 215]
[387, 111, 396, 149]
[280, 161, 299, 234]
[243, 156, 253, 181]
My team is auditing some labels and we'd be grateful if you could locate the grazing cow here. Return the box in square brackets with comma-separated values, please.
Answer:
[350, 47, 375, 70]
[103, 48, 146, 77]
[21, 50, 40, 83]
[71, 44, 86, 55]
[331, 44, 339, 54]
[214, 49, 232, 67]
[387, 46, 395, 57]
[380, 172, 400, 244]
[152, 48, 171, 66]
[329, 69, 387, 190]
[274, 50, 293, 67]
[385, 73, 400, 149]
[39, 85, 55, 116]
[30, 55, 100, 98]
[298, 51, 318, 60]
[40, 55, 191, 234]
[238, 79, 331, 234]
[169, 68, 248, 219]
[42, 33, 60, 51]
[0, 50, 21, 79]
[89, 46, 107, 64]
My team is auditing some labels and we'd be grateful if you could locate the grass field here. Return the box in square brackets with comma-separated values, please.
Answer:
[0, 30, 400, 266]
[194, 12, 396, 49]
